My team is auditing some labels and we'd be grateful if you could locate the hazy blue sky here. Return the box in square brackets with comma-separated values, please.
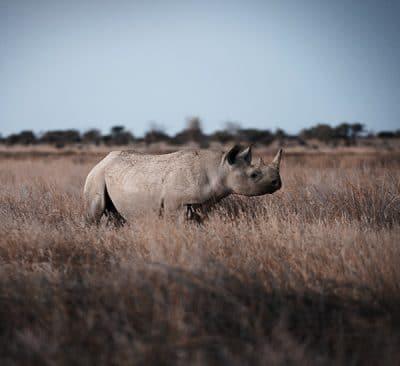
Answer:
[1, 0, 399, 136]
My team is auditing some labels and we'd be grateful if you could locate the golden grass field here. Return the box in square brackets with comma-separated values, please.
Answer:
[0, 148, 399, 365]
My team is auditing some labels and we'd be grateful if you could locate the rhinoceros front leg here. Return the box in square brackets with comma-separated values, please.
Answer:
[173, 204, 203, 224]
[162, 196, 203, 224]
[185, 205, 203, 224]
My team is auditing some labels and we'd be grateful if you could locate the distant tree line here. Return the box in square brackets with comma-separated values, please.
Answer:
[1, 118, 399, 147]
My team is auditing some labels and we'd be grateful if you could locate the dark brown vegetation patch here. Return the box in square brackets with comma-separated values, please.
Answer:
[0, 151, 399, 365]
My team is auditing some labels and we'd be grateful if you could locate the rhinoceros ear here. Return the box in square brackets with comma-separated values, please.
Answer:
[236, 145, 252, 164]
[271, 148, 283, 170]
[224, 145, 243, 165]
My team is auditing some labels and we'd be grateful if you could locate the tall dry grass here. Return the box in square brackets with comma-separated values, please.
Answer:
[0, 151, 399, 365]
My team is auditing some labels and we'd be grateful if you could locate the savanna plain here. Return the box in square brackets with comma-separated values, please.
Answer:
[0, 148, 399, 365]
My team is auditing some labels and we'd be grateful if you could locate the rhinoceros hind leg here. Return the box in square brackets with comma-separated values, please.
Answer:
[104, 186, 126, 226]
[85, 192, 105, 225]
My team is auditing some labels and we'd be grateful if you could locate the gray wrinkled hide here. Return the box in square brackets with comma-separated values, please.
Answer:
[83, 146, 282, 223]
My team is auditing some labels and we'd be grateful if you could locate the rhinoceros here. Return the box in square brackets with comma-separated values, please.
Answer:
[84, 145, 283, 224]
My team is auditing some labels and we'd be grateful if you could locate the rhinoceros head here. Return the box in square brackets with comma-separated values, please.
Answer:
[222, 145, 283, 196]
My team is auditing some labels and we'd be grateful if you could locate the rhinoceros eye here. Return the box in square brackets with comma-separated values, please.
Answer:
[250, 171, 261, 179]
